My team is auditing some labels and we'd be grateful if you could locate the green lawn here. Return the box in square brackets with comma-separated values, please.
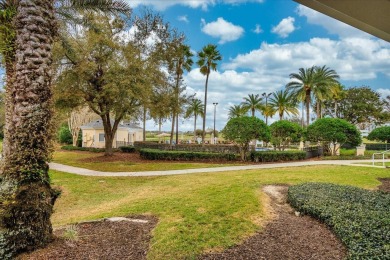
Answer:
[52, 150, 242, 172]
[50, 165, 390, 259]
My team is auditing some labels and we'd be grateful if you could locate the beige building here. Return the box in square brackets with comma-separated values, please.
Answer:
[81, 120, 143, 148]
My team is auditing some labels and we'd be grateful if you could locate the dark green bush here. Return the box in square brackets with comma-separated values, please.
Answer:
[249, 151, 306, 162]
[365, 143, 390, 151]
[119, 146, 136, 153]
[288, 183, 390, 259]
[61, 145, 108, 153]
[139, 149, 237, 161]
[58, 125, 72, 144]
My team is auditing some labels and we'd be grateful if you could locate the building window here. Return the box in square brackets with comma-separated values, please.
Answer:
[99, 133, 105, 142]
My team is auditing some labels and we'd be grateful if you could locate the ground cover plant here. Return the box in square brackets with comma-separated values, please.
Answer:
[52, 150, 240, 172]
[288, 183, 390, 259]
[49, 165, 390, 259]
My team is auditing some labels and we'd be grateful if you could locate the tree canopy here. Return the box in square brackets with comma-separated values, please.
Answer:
[222, 116, 270, 160]
[367, 126, 390, 143]
[306, 118, 361, 155]
[270, 120, 302, 151]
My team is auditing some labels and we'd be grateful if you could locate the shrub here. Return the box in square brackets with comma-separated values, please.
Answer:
[61, 145, 107, 153]
[367, 126, 390, 143]
[288, 183, 390, 259]
[269, 120, 302, 151]
[139, 149, 237, 161]
[119, 146, 136, 153]
[58, 124, 72, 144]
[249, 151, 306, 162]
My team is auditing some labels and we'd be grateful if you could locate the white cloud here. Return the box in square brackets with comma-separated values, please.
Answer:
[296, 5, 371, 39]
[271, 17, 296, 38]
[252, 24, 263, 34]
[201, 17, 244, 44]
[177, 15, 189, 23]
[126, 0, 263, 11]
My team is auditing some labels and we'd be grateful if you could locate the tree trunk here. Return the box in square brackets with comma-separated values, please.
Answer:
[175, 113, 179, 144]
[202, 71, 210, 145]
[316, 101, 320, 119]
[0, 0, 59, 257]
[2, 59, 15, 160]
[305, 91, 311, 126]
[170, 112, 174, 145]
[143, 106, 146, 141]
[193, 114, 197, 141]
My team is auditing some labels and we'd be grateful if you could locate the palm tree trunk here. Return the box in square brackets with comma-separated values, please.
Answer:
[306, 91, 311, 126]
[193, 114, 197, 141]
[142, 106, 146, 141]
[2, 58, 15, 160]
[175, 113, 179, 144]
[202, 71, 210, 145]
[170, 112, 174, 145]
[0, 0, 58, 257]
[316, 101, 321, 119]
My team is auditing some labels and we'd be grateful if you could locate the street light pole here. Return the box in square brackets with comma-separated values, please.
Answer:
[262, 92, 272, 125]
[213, 102, 218, 144]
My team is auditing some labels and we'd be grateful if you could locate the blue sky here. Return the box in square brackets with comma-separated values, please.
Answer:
[127, 0, 390, 132]
[2, 0, 389, 133]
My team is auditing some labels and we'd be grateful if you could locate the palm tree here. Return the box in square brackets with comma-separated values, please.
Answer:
[262, 105, 276, 125]
[197, 44, 222, 144]
[228, 104, 247, 119]
[168, 44, 193, 144]
[0, 1, 130, 257]
[185, 99, 204, 140]
[241, 94, 263, 117]
[268, 90, 299, 120]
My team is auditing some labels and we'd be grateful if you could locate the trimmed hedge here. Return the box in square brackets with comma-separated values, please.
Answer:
[365, 143, 390, 151]
[288, 183, 390, 259]
[119, 146, 136, 153]
[61, 145, 108, 153]
[250, 151, 306, 162]
[139, 148, 237, 161]
[134, 141, 240, 154]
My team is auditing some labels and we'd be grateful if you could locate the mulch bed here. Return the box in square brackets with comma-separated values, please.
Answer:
[378, 178, 390, 193]
[200, 185, 347, 260]
[18, 216, 157, 260]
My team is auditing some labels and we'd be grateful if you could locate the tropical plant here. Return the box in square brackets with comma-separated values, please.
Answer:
[268, 90, 299, 120]
[197, 44, 222, 144]
[228, 104, 247, 119]
[185, 98, 204, 140]
[262, 105, 276, 125]
[286, 66, 339, 125]
[241, 94, 263, 117]
[222, 116, 270, 161]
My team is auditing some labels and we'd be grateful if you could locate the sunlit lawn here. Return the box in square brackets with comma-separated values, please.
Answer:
[52, 150, 242, 172]
[50, 165, 390, 259]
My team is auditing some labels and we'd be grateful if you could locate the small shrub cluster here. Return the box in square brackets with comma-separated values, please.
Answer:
[139, 149, 237, 161]
[365, 143, 390, 151]
[249, 151, 306, 162]
[119, 146, 136, 153]
[287, 183, 390, 259]
[61, 145, 107, 153]
[134, 141, 240, 154]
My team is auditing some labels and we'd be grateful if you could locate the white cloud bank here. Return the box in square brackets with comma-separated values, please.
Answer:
[271, 17, 296, 38]
[201, 17, 244, 44]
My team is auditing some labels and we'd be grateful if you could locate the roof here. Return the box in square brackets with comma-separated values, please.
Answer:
[81, 120, 143, 131]
[294, 0, 390, 42]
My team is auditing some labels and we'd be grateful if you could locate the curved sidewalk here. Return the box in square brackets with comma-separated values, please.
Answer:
[49, 159, 389, 177]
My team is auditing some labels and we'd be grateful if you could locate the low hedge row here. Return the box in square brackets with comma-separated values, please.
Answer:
[287, 183, 390, 259]
[139, 148, 237, 161]
[249, 151, 306, 162]
[61, 145, 107, 153]
[119, 146, 136, 153]
[134, 141, 240, 154]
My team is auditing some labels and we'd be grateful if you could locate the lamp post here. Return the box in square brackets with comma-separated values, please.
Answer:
[213, 102, 218, 144]
[262, 92, 272, 125]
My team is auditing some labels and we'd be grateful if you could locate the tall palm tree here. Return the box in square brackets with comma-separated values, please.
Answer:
[228, 104, 247, 119]
[262, 105, 276, 125]
[0, 1, 130, 257]
[241, 94, 263, 117]
[286, 66, 318, 126]
[197, 44, 222, 144]
[312, 65, 340, 119]
[268, 90, 299, 120]
[185, 98, 204, 140]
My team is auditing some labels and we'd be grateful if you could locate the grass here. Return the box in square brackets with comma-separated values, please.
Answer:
[52, 150, 241, 172]
[50, 165, 390, 259]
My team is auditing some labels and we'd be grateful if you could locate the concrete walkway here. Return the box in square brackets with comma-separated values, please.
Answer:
[49, 159, 390, 177]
